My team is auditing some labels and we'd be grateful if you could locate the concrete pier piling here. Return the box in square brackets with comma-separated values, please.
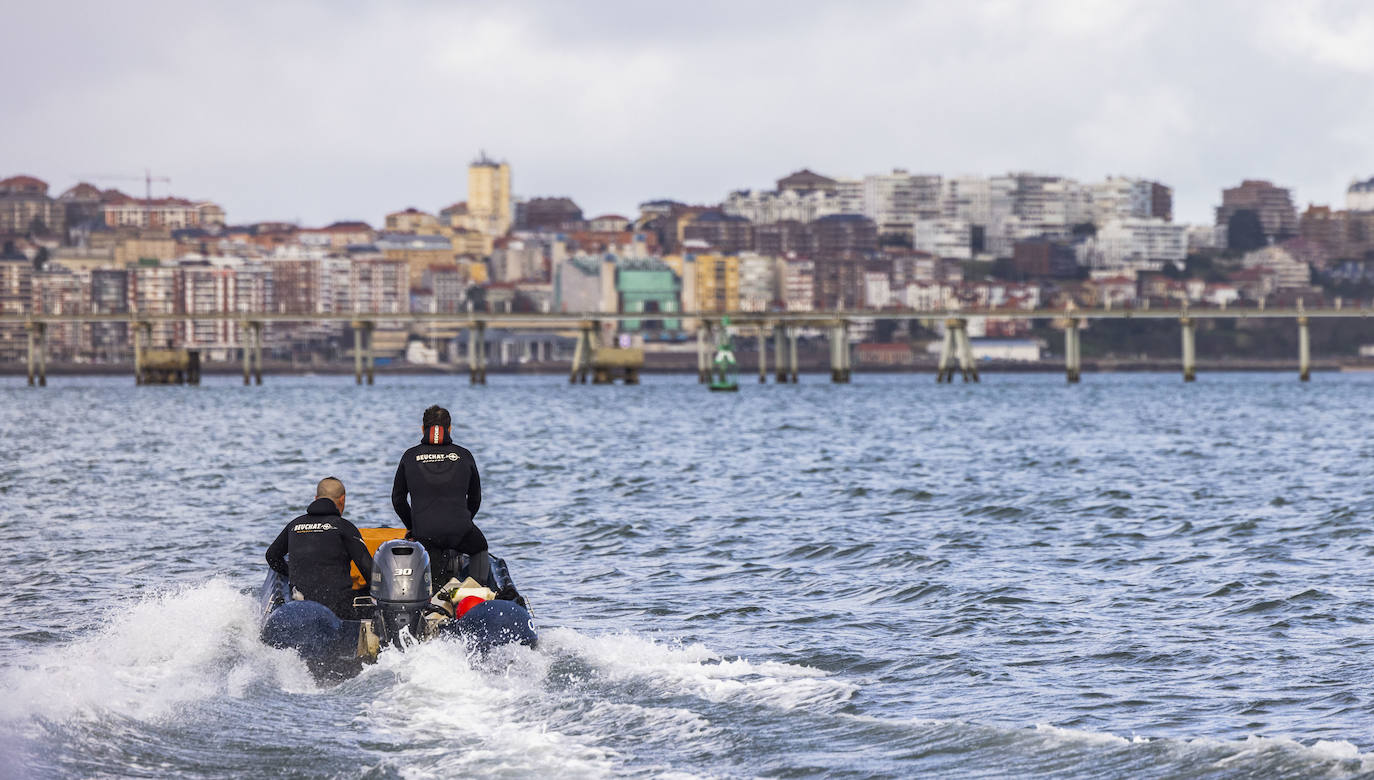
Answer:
[1180, 316, 1196, 382]
[473, 321, 487, 385]
[251, 321, 263, 385]
[1298, 315, 1311, 382]
[569, 322, 594, 384]
[774, 326, 788, 383]
[829, 322, 851, 383]
[695, 325, 708, 384]
[38, 323, 46, 387]
[935, 324, 955, 383]
[938, 318, 978, 383]
[955, 320, 979, 383]
[24, 322, 48, 387]
[758, 327, 768, 383]
[243, 322, 253, 386]
[132, 322, 149, 385]
[357, 322, 368, 384]
[788, 329, 799, 383]
[1064, 318, 1081, 384]
[25, 323, 35, 386]
[351, 320, 374, 385]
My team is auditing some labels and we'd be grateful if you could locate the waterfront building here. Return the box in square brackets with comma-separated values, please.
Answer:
[911, 219, 973, 259]
[738, 253, 777, 311]
[490, 238, 546, 283]
[903, 281, 955, 311]
[863, 270, 892, 309]
[349, 257, 409, 314]
[384, 208, 442, 235]
[1012, 239, 1079, 277]
[0, 252, 32, 362]
[553, 254, 603, 313]
[862, 170, 942, 238]
[296, 221, 375, 250]
[422, 265, 469, 313]
[777, 169, 839, 194]
[376, 232, 454, 286]
[57, 182, 105, 239]
[588, 215, 630, 233]
[516, 197, 583, 231]
[1348, 177, 1374, 211]
[127, 261, 179, 346]
[468, 153, 512, 237]
[692, 253, 740, 312]
[812, 255, 880, 310]
[1215, 180, 1298, 241]
[723, 188, 834, 225]
[30, 267, 88, 359]
[1089, 177, 1156, 225]
[89, 268, 128, 361]
[1242, 245, 1311, 289]
[616, 256, 681, 331]
[0, 175, 64, 238]
[1298, 206, 1374, 261]
[102, 191, 223, 230]
[683, 212, 753, 254]
[809, 214, 878, 255]
[781, 258, 814, 311]
[177, 259, 243, 355]
[754, 220, 809, 255]
[1081, 218, 1187, 270]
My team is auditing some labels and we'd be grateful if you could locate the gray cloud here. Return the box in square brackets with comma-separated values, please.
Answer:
[2, 0, 1371, 226]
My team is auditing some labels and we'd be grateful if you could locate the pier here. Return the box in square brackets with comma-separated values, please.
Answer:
[5, 305, 1368, 386]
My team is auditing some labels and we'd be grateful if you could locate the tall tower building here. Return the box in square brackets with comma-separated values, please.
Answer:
[468, 152, 512, 237]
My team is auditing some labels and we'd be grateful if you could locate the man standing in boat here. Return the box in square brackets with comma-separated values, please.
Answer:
[391, 405, 489, 590]
[266, 476, 374, 618]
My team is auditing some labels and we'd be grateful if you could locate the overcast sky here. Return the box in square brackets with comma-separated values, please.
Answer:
[3, 0, 1372, 227]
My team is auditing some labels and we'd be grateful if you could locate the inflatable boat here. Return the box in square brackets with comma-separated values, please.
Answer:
[259, 528, 536, 678]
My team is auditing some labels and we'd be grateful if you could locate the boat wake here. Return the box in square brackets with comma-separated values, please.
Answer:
[2, 582, 1371, 778]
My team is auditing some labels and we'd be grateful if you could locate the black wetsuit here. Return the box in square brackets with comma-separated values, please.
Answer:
[266, 498, 374, 617]
[391, 431, 487, 584]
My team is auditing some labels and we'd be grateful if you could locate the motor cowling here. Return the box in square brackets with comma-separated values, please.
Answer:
[370, 540, 432, 647]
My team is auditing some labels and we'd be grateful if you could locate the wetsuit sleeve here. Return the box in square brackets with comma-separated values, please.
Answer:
[343, 526, 373, 583]
[467, 455, 481, 519]
[266, 523, 290, 577]
[391, 456, 412, 529]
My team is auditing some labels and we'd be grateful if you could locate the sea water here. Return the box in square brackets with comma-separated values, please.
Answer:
[2, 372, 1373, 778]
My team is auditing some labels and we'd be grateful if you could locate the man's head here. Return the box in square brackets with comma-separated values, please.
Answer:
[316, 476, 345, 514]
[422, 405, 451, 444]
[422, 405, 451, 429]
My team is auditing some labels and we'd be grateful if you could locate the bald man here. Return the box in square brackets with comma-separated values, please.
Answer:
[266, 477, 374, 618]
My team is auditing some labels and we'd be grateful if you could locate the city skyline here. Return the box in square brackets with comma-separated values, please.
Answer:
[4, 1, 1374, 226]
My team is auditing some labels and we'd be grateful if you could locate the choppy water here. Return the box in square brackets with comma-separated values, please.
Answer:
[3, 372, 1374, 778]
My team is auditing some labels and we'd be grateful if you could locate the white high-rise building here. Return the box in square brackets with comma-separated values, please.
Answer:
[1090, 177, 1156, 225]
[1083, 218, 1187, 270]
[1348, 177, 1374, 211]
[723, 189, 834, 224]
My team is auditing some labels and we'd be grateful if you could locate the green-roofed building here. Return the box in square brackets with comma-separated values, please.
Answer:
[616, 256, 681, 332]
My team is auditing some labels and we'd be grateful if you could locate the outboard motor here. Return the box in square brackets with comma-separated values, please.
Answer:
[370, 540, 432, 648]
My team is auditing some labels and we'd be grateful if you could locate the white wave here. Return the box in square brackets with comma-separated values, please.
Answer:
[1032, 723, 1151, 747]
[355, 637, 616, 778]
[0, 580, 316, 724]
[539, 627, 857, 711]
[1032, 723, 1374, 774]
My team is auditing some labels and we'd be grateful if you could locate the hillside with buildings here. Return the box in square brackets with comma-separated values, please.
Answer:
[4, 159, 1374, 368]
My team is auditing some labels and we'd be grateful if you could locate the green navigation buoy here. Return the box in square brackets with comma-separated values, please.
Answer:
[709, 317, 739, 392]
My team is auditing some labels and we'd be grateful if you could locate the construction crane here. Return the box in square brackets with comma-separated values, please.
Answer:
[79, 169, 171, 227]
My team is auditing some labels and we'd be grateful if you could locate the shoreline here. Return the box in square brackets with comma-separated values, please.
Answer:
[1, 358, 1363, 377]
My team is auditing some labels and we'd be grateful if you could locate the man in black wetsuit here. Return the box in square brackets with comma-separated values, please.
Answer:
[391, 405, 489, 590]
[266, 477, 374, 618]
